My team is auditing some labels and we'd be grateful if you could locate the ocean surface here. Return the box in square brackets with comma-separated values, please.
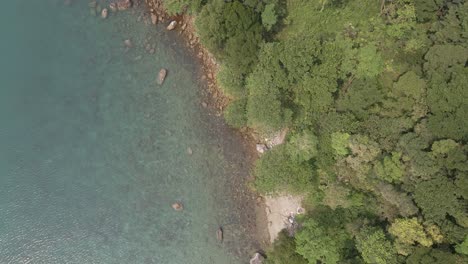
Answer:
[0, 1, 258, 263]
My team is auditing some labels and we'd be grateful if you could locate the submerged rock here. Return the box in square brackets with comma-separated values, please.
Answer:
[109, 2, 118, 12]
[216, 227, 223, 242]
[250, 253, 265, 264]
[157, 68, 167, 85]
[167, 21, 177, 31]
[117, 0, 132, 11]
[171, 202, 183, 211]
[151, 14, 158, 25]
[101, 8, 108, 19]
[124, 39, 133, 48]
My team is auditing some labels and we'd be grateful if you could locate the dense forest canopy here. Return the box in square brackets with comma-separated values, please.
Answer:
[166, 0, 468, 263]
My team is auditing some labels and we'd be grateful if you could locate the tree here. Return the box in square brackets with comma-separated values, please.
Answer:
[336, 77, 385, 120]
[286, 130, 318, 162]
[414, 177, 467, 227]
[374, 152, 404, 183]
[246, 43, 291, 130]
[295, 207, 356, 264]
[262, 3, 278, 31]
[456, 235, 468, 256]
[355, 43, 384, 78]
[407, 247, 468, 264]
[389, 218, 433, 248]
[355, 227, 397, 264]
[254, 145, 314, 193]
[196, 0, 262, 73]
[266, 230, 308, 264]
[331, 132, 351, 157]
[223, 98, 247, 128]
[375, 182, 419, 217]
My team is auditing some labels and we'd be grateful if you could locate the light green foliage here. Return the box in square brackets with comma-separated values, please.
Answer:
[374, 152, 404, 183]
[389, 218, 433, 248]
[286, 130, 318, 162]
[216, 64, 245, 97]
[163, 0, 204, 15]
[278, 0, 380, 39]
[331, 132, 350, 157]
[355, 43, 384, 78]
[265, 230, 308, 264]
[296, 219, 342, 264]
[261, 3, 277, 31]
[355, 227, 397, 264]
[295, 208, 354, 264]
[254, 145, 313, 194]
[456, 236, 468, 255]
[431, 139, 458, 157]
[223, 98, 247, 128]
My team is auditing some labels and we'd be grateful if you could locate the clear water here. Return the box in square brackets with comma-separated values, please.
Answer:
[0, 1, 258, 263]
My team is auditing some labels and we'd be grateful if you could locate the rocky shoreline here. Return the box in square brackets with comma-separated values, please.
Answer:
[86, 0, 271, 260]
[142, 0, 272, 260]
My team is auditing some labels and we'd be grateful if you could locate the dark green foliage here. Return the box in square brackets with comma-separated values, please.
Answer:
[246, 43, 291, 130]
[414, 177, 467, 227]
[196, 0, 262, 75]
[188, 0, 468, 262]
[407, 247, 468, 264]
[336, 78, 385, 120]
[265, 231, 308, 264]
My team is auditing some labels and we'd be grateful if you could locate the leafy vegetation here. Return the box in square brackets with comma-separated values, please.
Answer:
[167, 0, 468, 262]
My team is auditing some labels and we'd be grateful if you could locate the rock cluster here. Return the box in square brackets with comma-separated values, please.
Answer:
[88, 0, 133, 19]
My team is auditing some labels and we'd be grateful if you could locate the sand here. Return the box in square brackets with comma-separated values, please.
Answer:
[264, 195, 304, 243]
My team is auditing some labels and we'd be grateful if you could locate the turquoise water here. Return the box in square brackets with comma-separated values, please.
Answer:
[0, 1, 259, 263]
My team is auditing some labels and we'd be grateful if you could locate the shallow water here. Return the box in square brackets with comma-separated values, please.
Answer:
[0, 1, 258, 263]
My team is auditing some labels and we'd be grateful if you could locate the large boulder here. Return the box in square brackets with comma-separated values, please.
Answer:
[101, 8, 108, 19]
[250, 253, 265, 264]
[167, 21, 177, 31]
[157, 68, 167, 85]
[171, 202, 183, 211]
[216, 227, 223, 242]
[256, 144, 268, 154]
